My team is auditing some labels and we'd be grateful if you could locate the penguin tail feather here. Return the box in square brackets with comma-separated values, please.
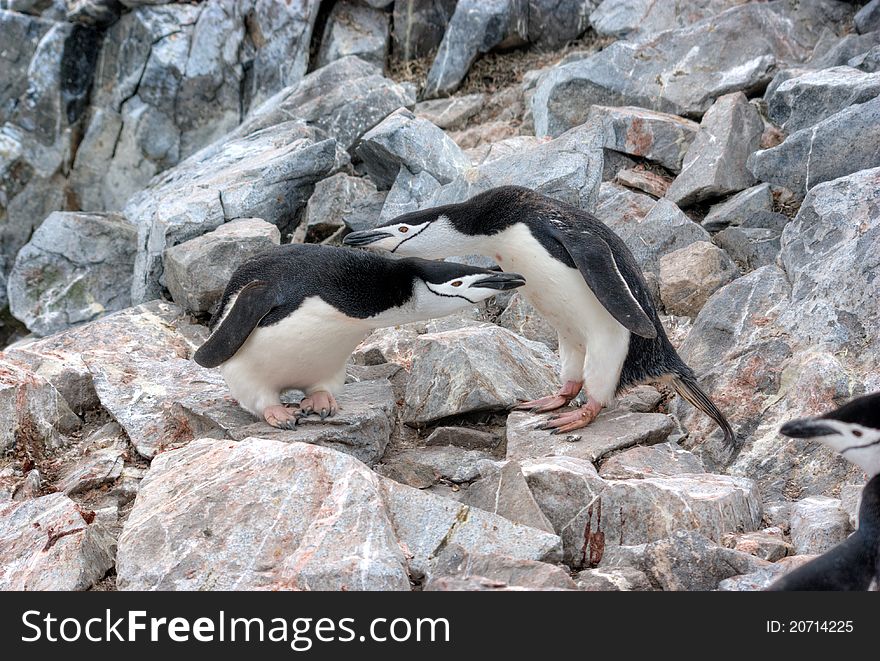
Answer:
[670, 375, 742, 465]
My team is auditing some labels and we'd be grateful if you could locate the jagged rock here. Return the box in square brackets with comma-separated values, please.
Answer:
[714, 226, 782, 271]
[392, 0, 457, 61]
[507, 410, 675, 464]
[403, 326, 559, 425]
[460, 461, 555, 532]
[427, 544, 576, 590]
[416, 94, 484, 130]
[718, 555, 816, 591]
[599, 442, 705, 480]
[855, 0, 880, 34]
[643, 530, 769, 591]
[789, 496, 852, 555]
[702, 184, 773, 232]
[748, 95, 880, 197]
[352, 323, 421, 367]
[424, 0, 527, 98]
[124, 121, 338, 302]
[666, 93, 763, 207]
[163, 219, 280, 315]
[722, 528, 792, 562]
[588, 105, 699, 173]
[357, 108, 470, 189]
[496, 292, 557, 350]
[378, 169, 443, 222]
[658, 241, 738, 317]
[533, 3, 813, 136]
[0, 358, 80, 455]
[595, 182, 656, 227]
[7, 211, 137, 336]
[615, 168, 672, 198]
[808, 29, 880, 69]
[316, 1, 388, 70]
[385, 445, 493, 484]
[767, 66, 880, 134]
[850, 45, 880, 73]
[589, 0, 744, 39]
[575, 566, 652, 591]
[465, 135, 543, 165]
[0, 493, 115, 590]
[302, 173, 381, 241]
[527, 0, 596, 48]
[53, 422, 127, 495]
[425, 426, 501, 451]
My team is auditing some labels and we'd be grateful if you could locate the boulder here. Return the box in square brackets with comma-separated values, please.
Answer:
[392, 0, 457, 61]
[665, 93, 763, 207]
[722, 528, 792, 562]
[850, 45, 880, 73]
[575, 566, 652, 591]
[615, 168, 672, 198]
[302, 173, 383, 241]
[658, 241, 738, 317]
[7, 211, 137, 336]
[808, 29, 880, 70]
[595, 182, 656, 228]
[379, 169, 444, 223]
[425, 426, 501, 451]
[416, 93, 485, 131]
[855, 0, 880, 34]
[315, 1, 389, 70]
[460, 460, 555, 533]
[789, 496, 852, 555]
[589, 0, 745, 39]
[718, 555, 817, 591]
[702, 184, 773, 232]
[599, 442, 705, 480]
[714, 226, 782, 271]
[384, 445, 494, 485]
[426, 544, 577, 590]
[526, 0, 596, 49]
[163, 218, 280, 315]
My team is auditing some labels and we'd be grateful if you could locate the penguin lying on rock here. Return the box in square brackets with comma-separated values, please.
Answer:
[194, 243, 525, 428]
[769, 392, 880, 591]
[344, 186, 736, 456]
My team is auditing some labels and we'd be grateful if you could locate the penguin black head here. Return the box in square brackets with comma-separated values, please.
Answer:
[780, 392, 880, 477]
[343, 186, 535, 257]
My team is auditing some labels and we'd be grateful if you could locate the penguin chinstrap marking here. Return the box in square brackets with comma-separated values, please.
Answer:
[344, 186, 737, 457]
[767, 473, 880, 591]
[193, 244, 526, 429]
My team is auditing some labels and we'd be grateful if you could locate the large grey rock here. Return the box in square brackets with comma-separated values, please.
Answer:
[789, 496, 852, 555]
[7, 211, 137, 336]
[748, 95, 880, 196]
[599, 442, 705, 480]
[427, 544, 577, 590]
[385, 445, 493, 484]
[588, 105, 700, 173]
[658, 241, 738, 317]
[357, 108, 470, 189]
[302, 173, 383, 241]
[714, 225, 782, 271]
[416, 94, 485, 131]
[595, 182, 656, 228]
[163, 218, 280, 315]
[589, 0, 745, 39]
[424, 0, 528, 98]
[665, 93, 763, 207]
[849, 45, 880, 73]
[643, 530, 768, 591]
[767, 66, 880, 133]
[0, 493, 115, 590]
[855, 0, 880, 34]
[533, 3, 813, 136]
[124, 121, 338, 303]
[808, 29, 880, 70]
[315, 0, 388, 70]
[392, 0, 457, 61]
[702, 184, 773, 232]
[403, 326, 559, 425]
[460, 461, 555, 533]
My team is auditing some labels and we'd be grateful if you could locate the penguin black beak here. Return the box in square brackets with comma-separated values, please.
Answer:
[473, 272, 527, 291]
[780, 418, 839, 439]
[343, 230, 393, 247]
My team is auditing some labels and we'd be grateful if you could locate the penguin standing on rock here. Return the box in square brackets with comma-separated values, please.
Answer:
[344, 186, 736, 456]
[769, 392, 880, 591]
[194, 243, 526, 428]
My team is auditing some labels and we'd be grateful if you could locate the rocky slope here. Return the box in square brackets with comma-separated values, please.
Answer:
[0, 0, 878, 591]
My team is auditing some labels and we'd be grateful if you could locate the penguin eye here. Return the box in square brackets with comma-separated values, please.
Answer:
[451, 281, 462, 287]
[852, 429, 863, 437]
[398, 226, 409, 233]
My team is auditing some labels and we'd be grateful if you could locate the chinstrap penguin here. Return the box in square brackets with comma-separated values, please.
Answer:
[194, 243, 526, 428]
[344, 186, 736, 455]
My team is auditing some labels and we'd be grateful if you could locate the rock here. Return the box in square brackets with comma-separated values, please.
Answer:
[124, 121, 338, 302]
[163, 219, 280, 315]
[53, 422, 127, 495]
[403, 326, 559, 425]
[460, 461, 555, 532]
[840, 483, 863, 530]
[387, 445, 493, 484]
[615, 168, 672, 198]
[643, 530, 769, 591]
[789, 496, 852, 555]
[527, 0, 596, 49]
[425, 426, 501, 451]
[575, 566, 652, 591]
[315, 1, 389, 70]
[808, 29, 880, 70]
[767, 66, 880, 134]
[658, 241, 738, 317]
[589, 0, 744, 39]
[722, 528, 792, 562]
[665, 93, 763, 207]
[507, 409, 675, 465]
[595, 182, 656, 228]
[416, 94, 484, 130]
[302, 173, 382, 241]
[357, 108, 470, 189]
[0, 358, 81, 455]
[718, 555, 817, 591]
[496, 292, 558, 350]
[855, 0, 880, 34]
[65, 0, 121, 28]
[424, 0, 527, 98]
[747, 95, 880, 197]
[450, 119, 520, 150]
[465, 135, 543, 165]
[599, 442, 705, 480]
[714, 226, 782, 271]
[587, 105, 700, 173]
[520, 456, 607, 567]
[392, 0, 457, 61]
[850, 45, 880, 73]
[0, 493, 115, 590]
[702, 184, 773, 232]
[379, 169, 443, 223]
[533, 3, 812, 136]
[427, 544, 577, 590]
[7, 211, 137, 336]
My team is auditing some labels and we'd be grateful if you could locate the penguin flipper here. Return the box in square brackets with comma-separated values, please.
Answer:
[551, 229, 657, 339]
[193, 280, 274, 368]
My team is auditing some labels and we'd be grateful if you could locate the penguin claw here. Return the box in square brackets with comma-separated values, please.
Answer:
[320, 408, 328, 420]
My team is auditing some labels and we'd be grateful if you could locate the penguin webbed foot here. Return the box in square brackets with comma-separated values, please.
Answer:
[263, 404, 304, 430]
[512, 381, 584, 414]
[300, 391, 339, 421]
[537, 399, 604, 435]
